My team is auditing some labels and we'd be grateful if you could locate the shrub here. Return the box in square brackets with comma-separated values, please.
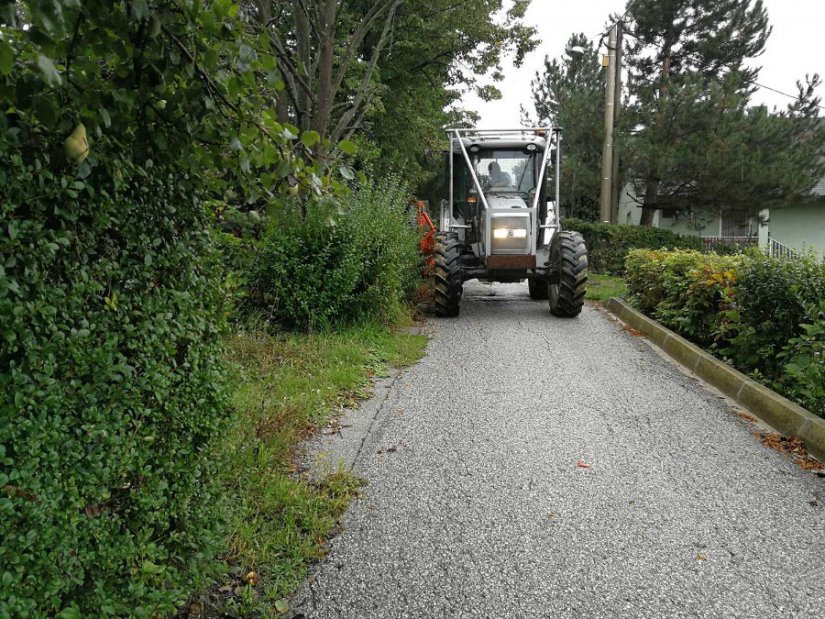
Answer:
[775, 301, 825, 417]
[625, 248, 825, 417]
[248, 177, 420, 330]
[724, 251, 825, 378]
[565, 218, 703, 274]
[1, 165, 229, 617]
[625, 249, 739, 345]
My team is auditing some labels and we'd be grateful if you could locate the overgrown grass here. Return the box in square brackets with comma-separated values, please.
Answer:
[586, 273, 627, 302]
[192, 323, 427, 617]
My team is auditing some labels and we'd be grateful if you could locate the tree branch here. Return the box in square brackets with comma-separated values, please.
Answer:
[330, 0, 401, 143]
[330, 0, 399, 101]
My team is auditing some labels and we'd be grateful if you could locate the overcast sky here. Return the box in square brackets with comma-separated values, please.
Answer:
[463, 0, 825, 127]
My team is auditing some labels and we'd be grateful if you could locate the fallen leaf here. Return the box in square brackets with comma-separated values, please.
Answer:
[733, 410, 757, 423]
[622, 324, 642, 337]
[755, 431, 825, 470]
[696, 554, 706, 561]
[275, 599, 289, 613]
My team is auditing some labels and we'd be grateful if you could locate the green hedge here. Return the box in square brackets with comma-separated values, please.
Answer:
[625, 249, 741, 346]
[247, 177, 420, 331]
[565, 218, 703, 274]
[625, 249, 825, 417]
[1, 166, 229, 617]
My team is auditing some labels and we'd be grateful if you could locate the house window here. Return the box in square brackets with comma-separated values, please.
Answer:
[721, 210, 751, 238]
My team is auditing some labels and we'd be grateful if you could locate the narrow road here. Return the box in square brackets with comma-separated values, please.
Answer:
[291, 282, 825, 619]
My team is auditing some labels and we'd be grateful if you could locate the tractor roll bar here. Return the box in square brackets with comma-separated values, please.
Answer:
[449, 130, 490, 212]
[446, 126, 562, 234]
[534, 131, 553, 212]
[555, 131, 561, 229]
[444, 127, 561, 133]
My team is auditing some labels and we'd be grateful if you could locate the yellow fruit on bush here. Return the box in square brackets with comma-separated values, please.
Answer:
[64, 123, 89, 164]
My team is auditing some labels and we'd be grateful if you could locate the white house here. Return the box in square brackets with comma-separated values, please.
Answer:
[618, 177, 825, 257]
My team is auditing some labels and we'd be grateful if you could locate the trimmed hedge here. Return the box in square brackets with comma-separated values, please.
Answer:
[247, 177, 420, 331]
[625, 249, 825, 417]
[1, 167, 229, 617]
[625, 249, 741, 346]
[565, 218, 703, 274]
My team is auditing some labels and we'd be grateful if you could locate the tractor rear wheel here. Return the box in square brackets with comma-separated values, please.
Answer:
[549, 231, 587, 317]
[433, 233, 462, 317]
[527, 276, 549, 300]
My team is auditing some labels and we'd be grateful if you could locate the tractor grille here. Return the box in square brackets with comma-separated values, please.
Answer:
[490, 214, 530, 254]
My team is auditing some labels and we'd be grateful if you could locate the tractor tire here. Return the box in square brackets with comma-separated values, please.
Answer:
[527, 276, 549, 300]
[433, 233, 462, 317]
[549, 231, 588, 317]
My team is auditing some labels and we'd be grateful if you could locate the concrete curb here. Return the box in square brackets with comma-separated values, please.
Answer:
[605, 297, 825, 462]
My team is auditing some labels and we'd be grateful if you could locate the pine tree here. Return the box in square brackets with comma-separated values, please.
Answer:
[528, 34, 604, 220]
[622, 0, 824, 225]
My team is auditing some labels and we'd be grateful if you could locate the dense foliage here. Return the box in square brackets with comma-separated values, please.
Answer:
[0, 0, 316, 614]
[1, 163, 229, 616]
[565, 218, 702, 274]
[622, 0, 825, 224]
[625, 249, 825, 417]
[260, 0, 537, 187]
[246, 178, 420, 330]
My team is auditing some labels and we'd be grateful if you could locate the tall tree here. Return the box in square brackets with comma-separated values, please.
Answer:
[623, 0, 778, 224]
[254, 0, 537, 177]
[253, 0, 403, 153]
[364, 0, 537, 187]
[527, 33, 604, 220]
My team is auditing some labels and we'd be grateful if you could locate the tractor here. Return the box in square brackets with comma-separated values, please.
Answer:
[431, 127, 588, 317]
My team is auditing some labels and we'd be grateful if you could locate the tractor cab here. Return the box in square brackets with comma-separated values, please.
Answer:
[432, 128, 587, 318]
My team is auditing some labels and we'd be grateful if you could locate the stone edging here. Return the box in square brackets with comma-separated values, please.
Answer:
[605, 297, 825, 462]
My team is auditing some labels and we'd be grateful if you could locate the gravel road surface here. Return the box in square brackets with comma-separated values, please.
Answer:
[291, 281, 825, 619]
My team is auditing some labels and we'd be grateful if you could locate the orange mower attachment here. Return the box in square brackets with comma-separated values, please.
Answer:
[416, 200, 437, 275]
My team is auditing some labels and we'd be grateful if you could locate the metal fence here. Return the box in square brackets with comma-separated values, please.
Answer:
[700, 236, 758, 253]
[767, 236, 796, 260]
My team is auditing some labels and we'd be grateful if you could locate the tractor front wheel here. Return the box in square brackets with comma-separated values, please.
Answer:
[527, 276, 549, 300]
[433, 233, 462, 317]
[549, 231, 588, 317]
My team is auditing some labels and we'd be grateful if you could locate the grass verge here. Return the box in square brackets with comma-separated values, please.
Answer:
[189, 323, 427, 618]
[586, 273, 627, 302]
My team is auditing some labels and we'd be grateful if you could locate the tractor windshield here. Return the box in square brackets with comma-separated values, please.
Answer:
[473, 149, 540, 197]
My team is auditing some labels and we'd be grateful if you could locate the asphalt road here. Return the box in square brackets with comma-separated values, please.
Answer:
[291, 281, 825, 619]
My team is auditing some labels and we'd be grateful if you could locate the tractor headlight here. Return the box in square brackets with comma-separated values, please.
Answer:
[493, 228, 528, 239]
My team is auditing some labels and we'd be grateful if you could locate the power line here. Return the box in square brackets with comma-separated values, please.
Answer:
[617, 0, 643, 26]
[584, 1, 825, 112]
[598, 0, 642, 39]
[752, 81, 825, 111]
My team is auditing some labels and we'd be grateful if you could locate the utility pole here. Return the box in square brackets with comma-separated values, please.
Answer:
[610, 22, 623, 224]
[599, 24, 618, 223]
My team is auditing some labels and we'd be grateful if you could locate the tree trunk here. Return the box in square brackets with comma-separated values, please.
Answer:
[313, 0, 337, 143]
[640, 178, 659, 226]
[294, 0, 312, 131]
[640, 25, 673, 227]
[276, 94, 290, 124]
